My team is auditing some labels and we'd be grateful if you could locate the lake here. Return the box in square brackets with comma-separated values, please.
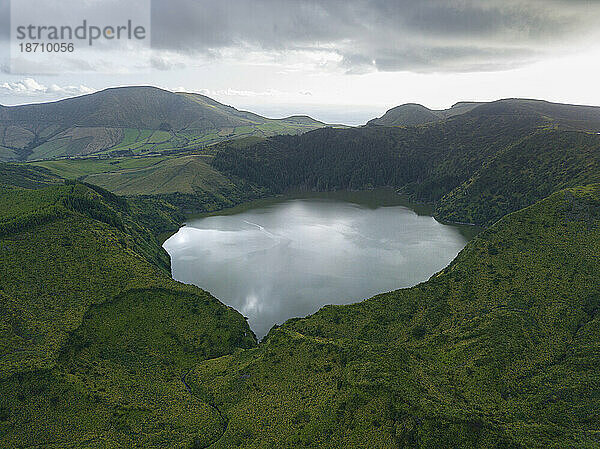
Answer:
[163, 190, 477, 339]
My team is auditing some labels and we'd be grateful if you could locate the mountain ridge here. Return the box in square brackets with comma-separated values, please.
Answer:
[367, 101, 483, 126]
[367, 98, 600, 130]
[0, 86, 326, 162]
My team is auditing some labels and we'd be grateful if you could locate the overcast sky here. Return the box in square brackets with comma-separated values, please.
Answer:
[1, 0, 600, 124]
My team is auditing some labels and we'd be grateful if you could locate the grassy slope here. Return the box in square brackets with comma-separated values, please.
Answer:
[30, 149, 269, 215]
[436, 130, 600, 226]
[30, 156, 171, 179]
[186, 185, 600, 448]
[85, 155, 268, 213]
[0, 176, 255, 448]
[0, 87, 326, 161]
[84, 155, 243, 195]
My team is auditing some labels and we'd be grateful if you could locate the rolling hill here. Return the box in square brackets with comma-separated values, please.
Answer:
[30, 138, 269, 215]
[0, 86, 326, 162]
[367, 101, 483, 126]
[0, 170, 255, 447]
[1, 163, 599, 447]
[367, 98, 600, 130]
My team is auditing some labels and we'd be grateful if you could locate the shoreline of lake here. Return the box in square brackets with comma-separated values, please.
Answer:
[164, 189, 480, 338]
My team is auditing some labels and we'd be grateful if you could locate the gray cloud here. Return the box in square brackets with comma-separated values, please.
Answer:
[0, 0, 598, 74]
[151, 0, 600, 73]
[0, 0, 7, 40]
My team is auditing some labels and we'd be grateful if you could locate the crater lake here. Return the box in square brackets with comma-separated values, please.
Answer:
[163, 190, 478, 338]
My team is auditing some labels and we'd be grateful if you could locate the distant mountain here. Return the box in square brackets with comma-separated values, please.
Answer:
[466, 98, 600, 131]
[368, 98, 600, 131]
[367, 101, 483, 126]
[0, 86, 326, 162]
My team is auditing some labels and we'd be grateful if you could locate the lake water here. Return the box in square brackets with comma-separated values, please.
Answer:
[163, 190, 477, 339]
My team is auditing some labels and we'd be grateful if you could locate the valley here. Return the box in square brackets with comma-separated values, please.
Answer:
[1, 89, 600, 448]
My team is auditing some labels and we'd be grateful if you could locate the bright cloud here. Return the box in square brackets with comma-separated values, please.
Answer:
[0, 78, 95, 97]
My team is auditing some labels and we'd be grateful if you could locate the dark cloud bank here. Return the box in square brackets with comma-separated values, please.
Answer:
[151, 0, 600, 73]
[1, 0, 599, 74]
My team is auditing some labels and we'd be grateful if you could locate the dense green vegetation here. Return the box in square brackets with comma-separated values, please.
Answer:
[437, 130, 600, 225]
[213, 109, 545, 202]
[184, 184, 600, 448]
[0, 163, 62, 191]
[214, 101, 600, 226]
[0, 86, 326, 161]
[2, 93, 600, 447]
[0, 169, 255, 447]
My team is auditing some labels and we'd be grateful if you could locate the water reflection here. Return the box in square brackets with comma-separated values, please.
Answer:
[164, 191, 475, 338]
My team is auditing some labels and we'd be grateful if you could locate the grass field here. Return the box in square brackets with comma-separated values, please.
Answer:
[83, 155, 235, 195]
[20, 121, 326, 161]
[31, 156, 171, 179]
[28, 139, 269, 215]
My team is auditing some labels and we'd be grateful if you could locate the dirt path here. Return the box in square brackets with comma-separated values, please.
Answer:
[181, 367, 229, 448]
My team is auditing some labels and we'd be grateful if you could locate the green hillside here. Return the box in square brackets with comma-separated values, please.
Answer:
[367, 102, 482, 127]
[2, 163, 598, 447]
[30, 151, 268, 215]
[437, 130, 600, 225]
[0, 171, 255, 447]
[184, 185, 600, 448]
[0, 87, 326, 161]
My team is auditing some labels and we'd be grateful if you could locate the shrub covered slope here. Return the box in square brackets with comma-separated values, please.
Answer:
[187, 185, 600, 448]
[0, 170, 255, 447]
[213, 102, 600, 226]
